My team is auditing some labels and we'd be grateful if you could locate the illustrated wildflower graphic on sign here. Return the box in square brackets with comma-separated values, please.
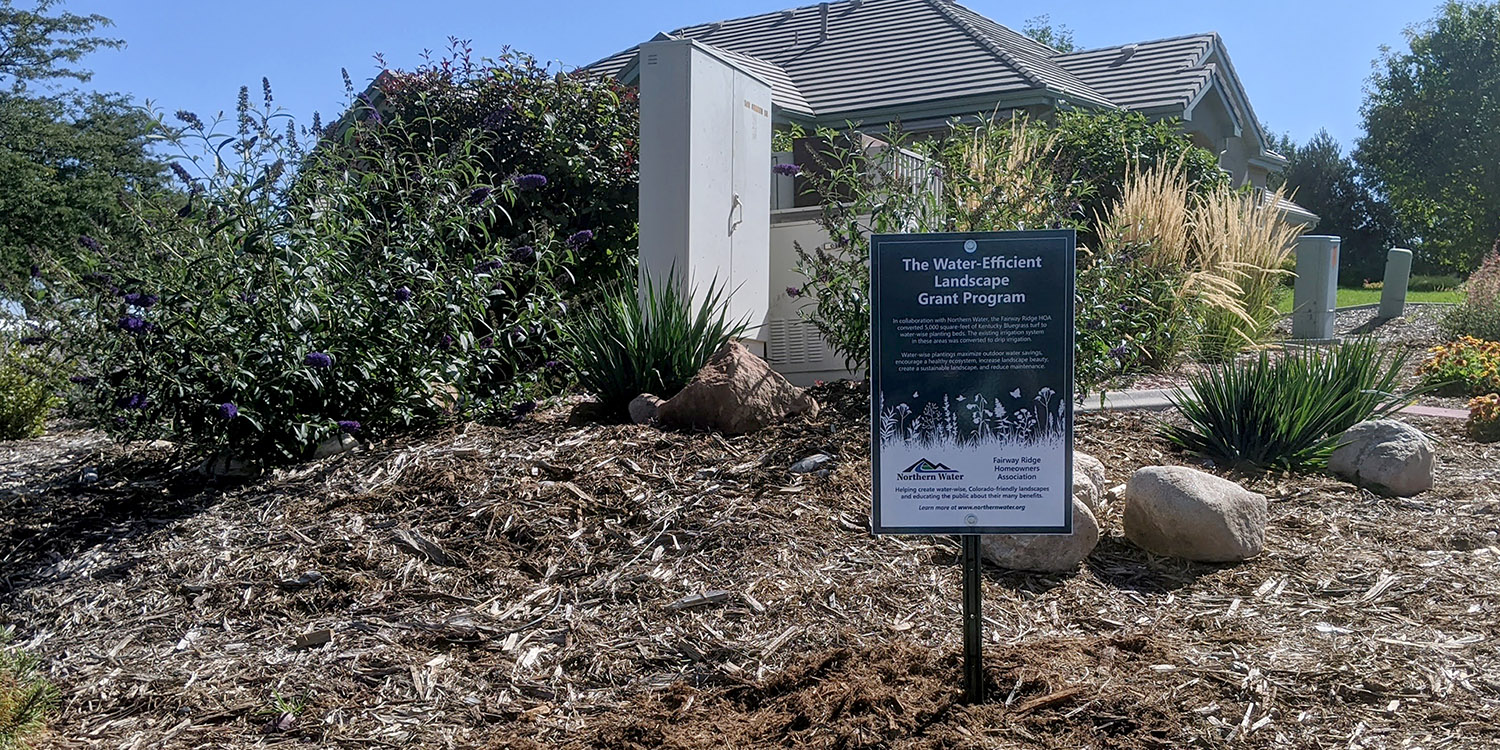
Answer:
[878, 386, 1065, 449]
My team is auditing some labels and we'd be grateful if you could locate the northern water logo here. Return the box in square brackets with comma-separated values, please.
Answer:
[897, 458, 965, 481]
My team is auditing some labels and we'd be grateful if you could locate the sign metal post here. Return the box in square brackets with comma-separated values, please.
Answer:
[868, 230, 1076, 706]
[961, 535, 984, 704]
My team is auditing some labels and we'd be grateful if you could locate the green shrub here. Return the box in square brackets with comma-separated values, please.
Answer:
[1, 630, 57, 749]
[1050, 109, 1229, 247]
[33, 80, 577, 464]
[1075, 245, 1200, 392]
[372, 46, 638, 286]
[563, 272, 746, 418]
[1442, 248, 1500, 342]
[0, 347, 58, 441]
[1162, 338, 1414, 470]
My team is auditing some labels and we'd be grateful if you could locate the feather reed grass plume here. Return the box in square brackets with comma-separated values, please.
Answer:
[1192, 184, 1308, 358]
[1102, 160, 1193, 268]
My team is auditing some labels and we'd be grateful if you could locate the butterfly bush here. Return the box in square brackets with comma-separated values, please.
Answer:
[375, 44, 638, 287]
[35, 74, 587, 465]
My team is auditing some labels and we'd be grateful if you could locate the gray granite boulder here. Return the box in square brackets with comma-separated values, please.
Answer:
[1123, 466, 1267, 562]
[981, 496, 1100, 572]
[1328, 419, 1435, 497]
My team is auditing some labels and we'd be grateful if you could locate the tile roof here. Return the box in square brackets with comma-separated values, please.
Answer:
[586, 0, 1250, 137]
[1053, 34, 1218, 111]
[585, 0, 1121, 119]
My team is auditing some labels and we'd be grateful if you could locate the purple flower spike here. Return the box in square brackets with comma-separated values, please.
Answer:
[510, 245, 535, 264]
[772, 163, 803, 177]
[544, 359, 562, 371]
[439, 333, 455, 350]
[474, 259, 504, 274]
[514, 174, 548, 190]
[1108, 344, 1129, 362]
[566, 229, 594, 248]
[786, 286, 802, 298]
[29, 264, 40, 279]
[79, 235, 102, 252]
[304, 352, 333, 368]
[170, 162, 194, 187]
[337, 420, 361, 433]
[118, 315, 151, 334]
[394, 286, 413, 302]
[467, 186, 492, 206]
[218, 402, 239, 420]
[116, 393, 149, 410]
[175, 110, 205, 129]
[69, 375, 97, 385]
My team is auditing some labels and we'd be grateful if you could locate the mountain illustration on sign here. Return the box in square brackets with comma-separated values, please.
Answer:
[901, 459, 957, 474]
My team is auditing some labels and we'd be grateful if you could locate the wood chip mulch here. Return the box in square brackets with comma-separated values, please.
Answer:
[2, 383, 1497, 749]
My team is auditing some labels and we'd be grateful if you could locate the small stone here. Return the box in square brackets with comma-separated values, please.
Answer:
[1123, 466, 1267, 563]
[198, 454, 259, 479]
[629, 394, 664, 425]
[1327, 419, 1435, 497]
[980, 496, 1100, 572]
[313, 433, 358, 459]
[791, 454, 834, 474]
[80, 467, 99, 484]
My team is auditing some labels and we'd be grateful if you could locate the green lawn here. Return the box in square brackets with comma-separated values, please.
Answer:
[1274, 287, 1464, 314]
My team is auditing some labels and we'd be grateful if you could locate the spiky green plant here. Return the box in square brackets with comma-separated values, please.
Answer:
[1, 631, 57, 750]
[1161, 338, 1418, 470]
[563, 271, 747, 418]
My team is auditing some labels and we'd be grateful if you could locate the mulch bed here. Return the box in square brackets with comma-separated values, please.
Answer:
[2, 383, 1498, 748]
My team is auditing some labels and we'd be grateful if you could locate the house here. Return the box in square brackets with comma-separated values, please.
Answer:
[585, 0, 1317, 381]
[588, 0, 1303, 195]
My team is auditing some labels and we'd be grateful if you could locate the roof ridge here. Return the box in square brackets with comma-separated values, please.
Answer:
[1056, 31, 1217, 57]
[925, 0, 1046, 89]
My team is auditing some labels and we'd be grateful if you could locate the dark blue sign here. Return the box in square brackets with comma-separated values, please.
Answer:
[870, 231, 1076, 535]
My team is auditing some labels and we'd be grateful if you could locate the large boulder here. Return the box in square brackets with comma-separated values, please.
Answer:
[1123, 466, 1267, 563]
[981, 496, 1100, 572]
[1328, 419, 1435, 497]
[656, 341, 819, 435]
[1074, 451, 1107, 497]
[1073, 451, 1106, 514]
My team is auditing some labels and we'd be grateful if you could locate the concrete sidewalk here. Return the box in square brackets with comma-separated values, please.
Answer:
[1080, 388, 1468, 420]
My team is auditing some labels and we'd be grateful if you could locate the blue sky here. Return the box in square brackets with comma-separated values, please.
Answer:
[66, 0, 1437, 151]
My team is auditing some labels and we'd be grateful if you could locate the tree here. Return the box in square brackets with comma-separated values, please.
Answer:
[1355, 1, 1500, 275]
[1272, 129, 1401, 284]
[0, 91, 162, 293]
[1022, 14, 1077, 53]
[0, 1, 160, 299]
[0, 0, 121, 91]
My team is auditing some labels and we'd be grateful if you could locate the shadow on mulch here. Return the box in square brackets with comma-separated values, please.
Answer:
[0, 438, 225, 598]
[571, 635, 1188, 750]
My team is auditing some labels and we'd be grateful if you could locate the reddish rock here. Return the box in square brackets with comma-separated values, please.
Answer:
[656, 341, 819, 435]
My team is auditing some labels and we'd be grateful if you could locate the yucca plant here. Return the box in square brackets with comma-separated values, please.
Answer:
[563, 271, 748, 418]
[1, 631, 56, 750]
[1161, 338, 1418, 471]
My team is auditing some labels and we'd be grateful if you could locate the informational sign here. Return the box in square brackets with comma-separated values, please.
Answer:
[870, 231, 1076, 536]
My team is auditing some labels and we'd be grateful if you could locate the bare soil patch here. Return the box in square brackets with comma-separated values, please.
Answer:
[2, 383, 1497, 748]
